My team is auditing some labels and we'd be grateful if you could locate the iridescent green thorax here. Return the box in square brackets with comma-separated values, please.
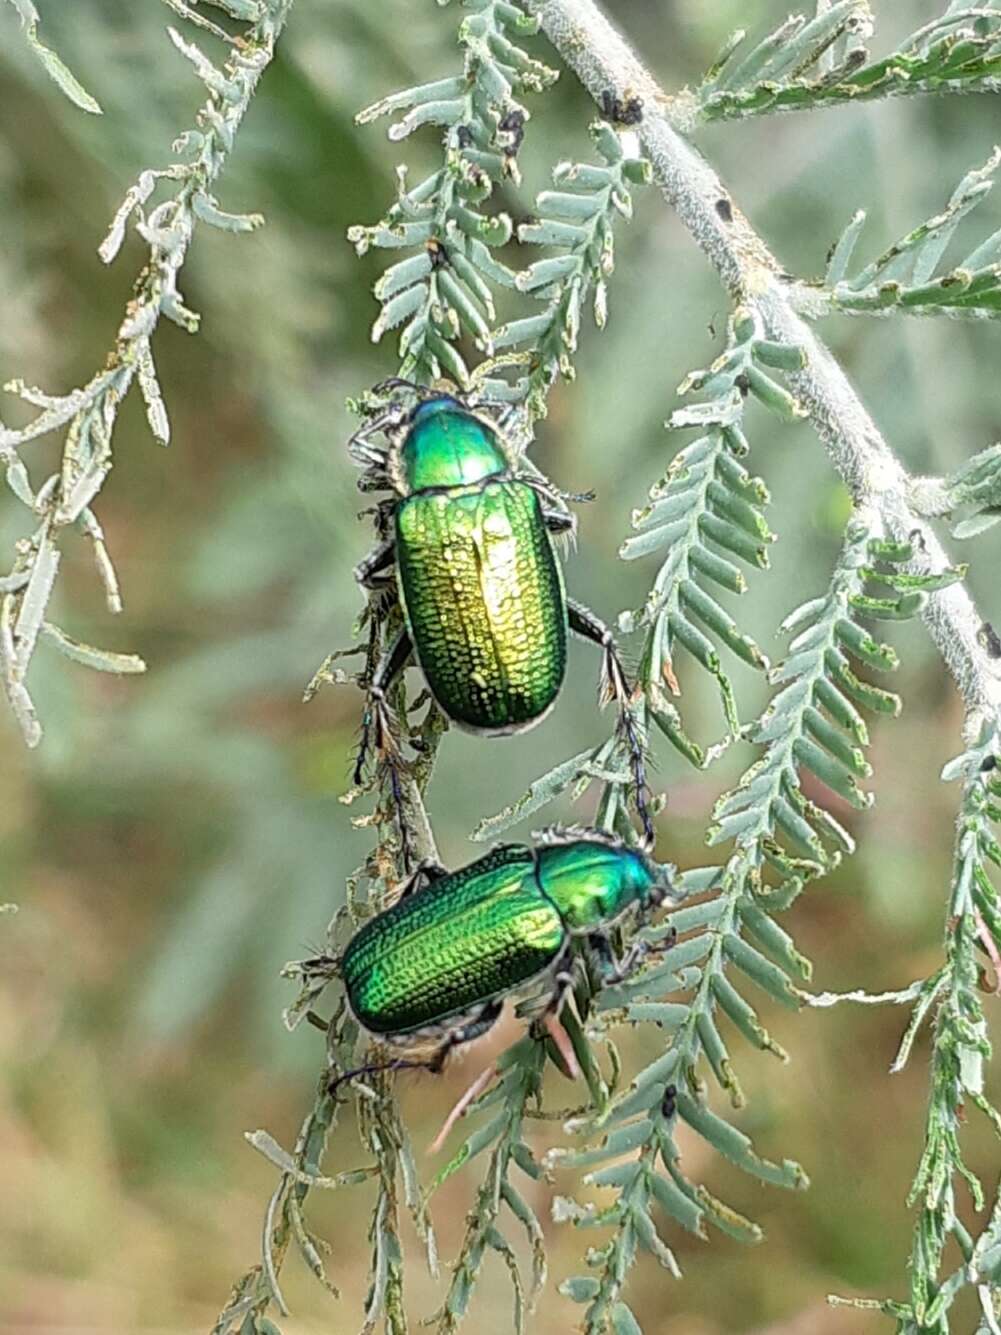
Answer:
[341, 845, 564, 1036]
[395, 479, 566, 732]
[537, 841, 660, 932]
[399, 396, 508, 492]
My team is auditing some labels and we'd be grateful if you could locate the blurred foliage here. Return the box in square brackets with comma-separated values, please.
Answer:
[1, 1, 1001, 1332]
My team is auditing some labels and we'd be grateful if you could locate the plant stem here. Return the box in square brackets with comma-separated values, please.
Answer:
[527, 0, 1001, 726]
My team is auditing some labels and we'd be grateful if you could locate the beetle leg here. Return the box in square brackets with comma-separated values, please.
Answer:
[541, 507, 576, 535]
[370, 375, 424, 397]
[567, 599, 655, 848]
[355, 627, 413, 781]
[587, 931, 652, 985]
[427, 998, 504, 1072]
[396, 858, 449, 899]
[354, 538, 396, 590]
[524, 959, 583, 1080]
[522, 475, 596, 510]
[330, 997, 502, 1102]
[567, 599, 629, 702]
[357, 470, 394, 493]
[347, 419, 393, 468]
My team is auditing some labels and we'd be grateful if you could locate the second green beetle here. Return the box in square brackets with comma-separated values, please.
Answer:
[348, 384, 652, 841]
[339, 831, 673, 1071]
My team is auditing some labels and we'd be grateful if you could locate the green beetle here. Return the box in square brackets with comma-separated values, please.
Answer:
[334, 830, 673, 1079]
[347, 383, 652, 843]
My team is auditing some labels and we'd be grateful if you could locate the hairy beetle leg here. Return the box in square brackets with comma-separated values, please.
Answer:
[354, 686, 393, 783]
[588, 921, 678, 990]
[354, 538, 396, 590]
[527, 963, 582, 1080]
[354, 628, 413, 784]
[354, 629, 419, 872]
[330, 1001, 503, 1108]
[589, 932, 651, 985]
[370, 375, 424, 397]
[428, 998, 505, 1072]
[541, 507, 576, 536]
[567, 599, 655, 848]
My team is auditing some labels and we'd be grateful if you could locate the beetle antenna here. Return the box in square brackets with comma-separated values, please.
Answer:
[328, 1055, 429, 1099]
[370, 375, 423, 397]
[354, 691, 415, 872]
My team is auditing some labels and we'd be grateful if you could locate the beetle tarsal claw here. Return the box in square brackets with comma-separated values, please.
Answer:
[597, 639, 631, 713]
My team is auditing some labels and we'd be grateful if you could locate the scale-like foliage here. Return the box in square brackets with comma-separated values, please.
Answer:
[348, 1, 557, 388]
[552, 521, 965, 1335]
[697, 2, 1001, 122]
[820, 151, 1001, 321]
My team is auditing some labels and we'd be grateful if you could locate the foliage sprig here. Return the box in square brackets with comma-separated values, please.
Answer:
[488, 121, 650, 415]
[0, 0, 293, 746]
[428, 1037, 548, 1335]
[551, 518, 965, 1335]
[817, 150, 1001, 322]
[826, 720, 1001, 1331]
[697, 2, 1001, 123]
[348, 0, 557, 389]
[621, 305, 806, 757]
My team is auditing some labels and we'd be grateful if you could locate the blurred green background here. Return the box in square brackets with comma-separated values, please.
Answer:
[1, 2, 1000, 1332]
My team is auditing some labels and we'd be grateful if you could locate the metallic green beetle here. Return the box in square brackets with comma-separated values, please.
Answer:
[347, 383, 652, 843]
[336, 831, 672, 1076]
